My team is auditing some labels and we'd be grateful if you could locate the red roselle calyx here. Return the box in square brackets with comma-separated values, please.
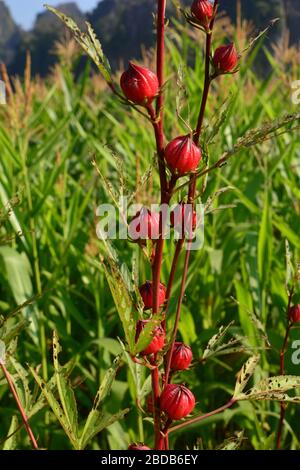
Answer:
[160, 384, 195, 420]
[139, 281, 166, 310]
[128, 443, 151, 450]
[128, 208, 160, 241]
[191, 0, 214, 29]
[136, 320, 165, 355]
[120, 62, 159, 105]
[170, 203, 197, 236]
[170, 342, 193, 370]
[213, 43, 238, 73]
[289, 304, 300, 323]
[164, 135, 202, 176]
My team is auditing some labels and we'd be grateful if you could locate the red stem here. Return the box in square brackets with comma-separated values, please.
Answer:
[1, 363, 39, 450]
[163, 5, 217, 387]
[168, 398, 236, 434]
[276, 286, 294, 450]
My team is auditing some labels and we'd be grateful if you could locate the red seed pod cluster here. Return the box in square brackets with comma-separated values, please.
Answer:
[128, 208, 160, 241]
[139, 281, 166, 310]
[160, 384, 195, 420]
[289, 304, 300, 324]
[164, 135, 202, 176]
[191, 0, 214, 29]
[170, 202, 197, 236]
[120, 62, 159, 105]
[213, 43, 238, 73]
[170, 342, 193, 370]
[128, 443, 151, 450]
[136, 319, 165, 356]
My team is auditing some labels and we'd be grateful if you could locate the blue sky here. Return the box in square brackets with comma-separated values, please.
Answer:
[4, 0, 100, 29]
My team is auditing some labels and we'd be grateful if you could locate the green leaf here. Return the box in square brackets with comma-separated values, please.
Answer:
[218, 430, 244, 450]
[233, 355, 260, 399]
[45, 6, 112, 84]
[100, 241, 141, 354]
[79, 408, 129, 450]
[257, 187, 272, 287]
[2, 416, 19, 450]
[79, 355, 127, 450]
[237, 375, 300, 402]
[29, 366, 79, 449]
[53, 331, 79, 439]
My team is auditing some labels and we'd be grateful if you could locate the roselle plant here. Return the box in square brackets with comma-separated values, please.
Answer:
[28, 1, 300, 451]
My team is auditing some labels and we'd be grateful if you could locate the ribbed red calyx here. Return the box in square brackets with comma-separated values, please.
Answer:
[170, 342, 193, 370]
[128, 443, 151, 450]
[164, 135, 202, 176]
[213, 43, 238, 73]
[160, 384, 195, 420]
[289, 304, 300, 323]
[170, 202, 197, 236]
[135, 319, 165, 355]
[191, 0, 214, 29]
[128, 208, 160, 241]
[120, 62, 159, 105]
[139, 281, 166, 310]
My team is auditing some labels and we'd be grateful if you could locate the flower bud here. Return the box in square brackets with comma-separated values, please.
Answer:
[170, 203, 197, 236]
[165, 135, 202, 176]
[139, 281, 166, 310]
[170, 342, 193, 370]
[289, 304, 300, 324]
[128, 208, 160, 241]
[213, 43, 238, 73]
[128, 443, 151, 450]
[136, 319, 165, 356]
[120, 62, 159, 105]
[191, 0, 214, 29]
[160, 384, 195, 420]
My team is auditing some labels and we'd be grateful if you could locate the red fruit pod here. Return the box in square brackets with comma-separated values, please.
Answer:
[170, 203, 197, 236]
[213, 43, 238, 73]
[170, 342, 193, 371]
[136, 319, 165, 356]
[165, 135, 202, 176]
[160, 384, 195, 420]
[120, 62, 159, 105]
[289, 304, 300, 323]
[128, 208, 160, 241]
[139, 281, 166, 310]
[128, 443, 151, 450]
[191, 0, 214, 29]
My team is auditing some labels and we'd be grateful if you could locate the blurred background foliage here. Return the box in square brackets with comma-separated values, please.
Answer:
[0, 0, 300, 450]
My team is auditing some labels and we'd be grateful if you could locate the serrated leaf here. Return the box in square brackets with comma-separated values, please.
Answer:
[29, 366, 79, 449]
[237, 375, 300, 402]
[53, 331, 79, 439]
[2, 415, 18, 450]
[134, 313, 163, 355]
[93, 355, 122, 408]
[9, 357, 32, 412]
[202, 323, 234, 360]
[100, 241, 141, 353]
[218, 430, 244, 450]
[28, 358, 76, 419]
[79, 408, 129, 450]
[45, 6, 112, 84]
[233, 355, 260, 399]
[79, 355, 126, 450]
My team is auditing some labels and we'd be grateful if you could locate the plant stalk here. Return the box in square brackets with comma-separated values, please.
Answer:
[0, 362, 39, 450]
